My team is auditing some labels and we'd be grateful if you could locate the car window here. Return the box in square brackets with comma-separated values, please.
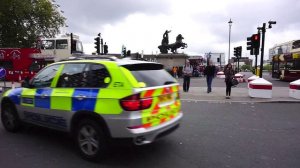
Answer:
[57, 63, 110, 88]
[31, 64, 61, 88]
[57, 63, 87, 88]
[122, 63, 176, 87]
[85, 64, 110, 88]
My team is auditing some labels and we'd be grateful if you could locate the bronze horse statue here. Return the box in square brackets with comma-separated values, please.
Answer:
[158, 30, 188, 54]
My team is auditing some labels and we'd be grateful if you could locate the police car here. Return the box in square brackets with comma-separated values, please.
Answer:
[1, 56, 182, 161]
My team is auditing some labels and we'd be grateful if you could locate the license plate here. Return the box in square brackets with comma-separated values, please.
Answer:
[158, 94, 172, 103]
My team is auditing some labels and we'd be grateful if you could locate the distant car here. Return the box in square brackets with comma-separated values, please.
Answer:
[1, 56, 182, 161]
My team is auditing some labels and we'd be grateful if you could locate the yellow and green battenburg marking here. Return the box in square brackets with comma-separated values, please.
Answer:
[140, 85, 181, 128]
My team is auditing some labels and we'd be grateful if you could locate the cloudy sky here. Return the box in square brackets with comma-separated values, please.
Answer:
[55, 0, 300, 62]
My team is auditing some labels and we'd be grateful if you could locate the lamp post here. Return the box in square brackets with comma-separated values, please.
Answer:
[228, 19, 233, 62]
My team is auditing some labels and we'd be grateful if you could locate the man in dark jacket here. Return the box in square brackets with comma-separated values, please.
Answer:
[204, 61, 216, 93]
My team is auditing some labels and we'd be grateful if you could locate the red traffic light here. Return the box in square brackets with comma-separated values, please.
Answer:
[253, 34, 259, 41]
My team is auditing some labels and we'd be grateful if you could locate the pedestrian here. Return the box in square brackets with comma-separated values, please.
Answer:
[224, 63, 235, 99]
[204, 61, 216, 93]
[182, 60, 193, 92]
[172, 66, 178, 78]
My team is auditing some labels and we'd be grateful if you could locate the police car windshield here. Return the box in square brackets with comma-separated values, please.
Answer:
[122, 63, 176, 87]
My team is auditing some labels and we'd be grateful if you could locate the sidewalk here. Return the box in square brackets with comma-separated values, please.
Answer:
[1, 81, 299, 103]
[180, 86, 300, 103]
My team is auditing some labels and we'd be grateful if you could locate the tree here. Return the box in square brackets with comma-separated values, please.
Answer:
[0, 0, 66, 48]
[241, 64, 251, 71]
[263, 64, 272, 72]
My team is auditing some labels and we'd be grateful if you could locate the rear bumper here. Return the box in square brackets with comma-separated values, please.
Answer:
[105, 112, 183, 145]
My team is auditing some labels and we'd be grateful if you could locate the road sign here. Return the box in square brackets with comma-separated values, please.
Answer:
[0, 68, 6, 78]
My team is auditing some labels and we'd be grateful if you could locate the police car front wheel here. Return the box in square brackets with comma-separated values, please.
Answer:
[76, 119, 108, 161]
[1, 103, 21, 132]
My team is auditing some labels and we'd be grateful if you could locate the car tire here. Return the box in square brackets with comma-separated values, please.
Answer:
[75, 118, 108, 161]
[1, 102, 21, 132]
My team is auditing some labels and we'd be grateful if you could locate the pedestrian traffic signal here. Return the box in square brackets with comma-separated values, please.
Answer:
[94, 37, 100, 55]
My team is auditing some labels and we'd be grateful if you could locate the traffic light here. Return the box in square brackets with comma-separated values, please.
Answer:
[237, 46, 242, 58]
[94, 37, 100, 54]
[247, 36, 253, 55]
[252, 33, 260, 55]
[247, 34, 260, 55]
[126, 50, 131, 56]
[234, 47, 238, 57]
[122, 47, 126, 57]
[104, 43, 108, 54]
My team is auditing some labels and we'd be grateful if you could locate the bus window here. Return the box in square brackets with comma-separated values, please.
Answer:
[292, 40, 300, 49]
[0, 61, 13, 69]
[76, 40, 83, 52]
[42, 40, 55, 49]
[56, 39, 68, 49]
[294, 61, 300, 70]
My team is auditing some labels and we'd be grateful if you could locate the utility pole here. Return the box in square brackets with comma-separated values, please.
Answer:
[257, 21, 276, 78]
[219, 54, 222, 69]
[259, 23, 266, 78]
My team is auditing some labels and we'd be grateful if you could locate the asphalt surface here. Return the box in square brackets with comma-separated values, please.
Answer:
[0, 71, 299, 167]
[0, 101, 300, 168]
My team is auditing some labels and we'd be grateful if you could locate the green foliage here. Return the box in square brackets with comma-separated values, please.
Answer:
[240, 64, 251, 71]
[0, 0, 66, 48]
[263, 64, 272, 71]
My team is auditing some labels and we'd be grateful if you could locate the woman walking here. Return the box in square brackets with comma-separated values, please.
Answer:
[224, 63, 235, 99]
[182, 60, 193, 92]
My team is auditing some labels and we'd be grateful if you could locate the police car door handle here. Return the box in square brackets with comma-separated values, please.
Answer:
[75, 95, 86, 100]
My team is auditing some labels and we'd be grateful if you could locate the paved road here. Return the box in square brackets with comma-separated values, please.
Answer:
[0, 102, 299, 168]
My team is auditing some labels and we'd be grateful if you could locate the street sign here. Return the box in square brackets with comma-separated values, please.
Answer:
[0, 68, 6, 78]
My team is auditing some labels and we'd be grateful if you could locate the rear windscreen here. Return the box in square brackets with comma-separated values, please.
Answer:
[122, 63, 177, 87]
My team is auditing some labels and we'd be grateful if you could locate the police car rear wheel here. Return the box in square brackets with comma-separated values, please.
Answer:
[1, 103, 21, 132]
[76, 119, 107, 161]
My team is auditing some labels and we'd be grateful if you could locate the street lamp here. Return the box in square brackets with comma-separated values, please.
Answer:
[228, 19, 233, 62]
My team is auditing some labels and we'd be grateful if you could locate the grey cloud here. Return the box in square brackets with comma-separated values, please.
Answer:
[56, 0, 170, 35]
[193, 0, 300, 45]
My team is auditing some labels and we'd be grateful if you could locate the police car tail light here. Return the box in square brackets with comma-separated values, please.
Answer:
[120, 94, 153, 111]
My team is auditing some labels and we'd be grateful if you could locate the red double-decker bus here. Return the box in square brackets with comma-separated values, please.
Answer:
[270, 40, 300, 82]
[0, 48, 54, 81]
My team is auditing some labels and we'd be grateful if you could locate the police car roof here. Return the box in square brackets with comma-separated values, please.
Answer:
[56, 55, 161, 66]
